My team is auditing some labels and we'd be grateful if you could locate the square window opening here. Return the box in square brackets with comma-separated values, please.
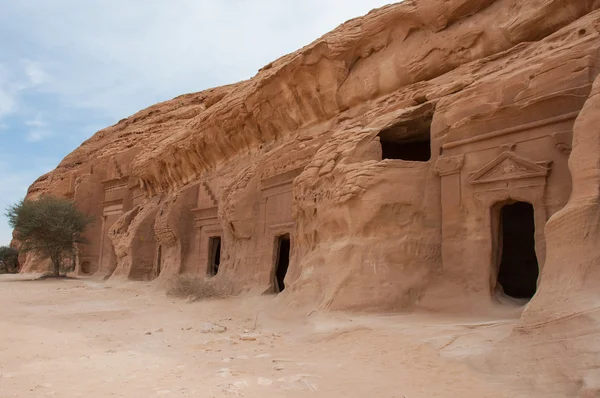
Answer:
[378, 111, 433, 161]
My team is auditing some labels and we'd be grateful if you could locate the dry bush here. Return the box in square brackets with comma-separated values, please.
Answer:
[0, 246, 19, 274]
[167, 275, 232, 301]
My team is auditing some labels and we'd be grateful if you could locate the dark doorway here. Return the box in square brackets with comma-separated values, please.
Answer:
[274, 234, 291, 293]
[156, 245, 162, 277]
[379, 138, 431, 161]
[496, 202, 539, 299]
[378, 110, 432, 161]
[208, 237, 221, 277]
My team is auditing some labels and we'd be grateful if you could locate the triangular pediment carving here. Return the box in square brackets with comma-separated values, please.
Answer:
[469, 151, 551, 185]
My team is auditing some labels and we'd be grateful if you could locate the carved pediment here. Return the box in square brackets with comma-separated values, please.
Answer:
[469, 151, 551, 185]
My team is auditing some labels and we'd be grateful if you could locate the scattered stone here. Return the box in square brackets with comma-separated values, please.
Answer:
[199, 322, 227, 333]
[254, 353, 272, 359]
[277, 375, 319, 392]
[257, 377, 273, 386]
[216, 368, 232, 378]
[145, 331, 152, 335]
[219, 381, 246, 396]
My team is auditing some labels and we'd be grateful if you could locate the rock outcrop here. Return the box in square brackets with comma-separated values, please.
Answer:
[16, 0, 600, 328]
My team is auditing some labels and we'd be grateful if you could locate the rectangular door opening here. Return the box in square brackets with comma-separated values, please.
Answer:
[155, 245, 162, 278]
[378, 109, 433, 161]
[496, 202, 539, 300]
[274, 234, 291, 293]
[208, 236, 221, 277]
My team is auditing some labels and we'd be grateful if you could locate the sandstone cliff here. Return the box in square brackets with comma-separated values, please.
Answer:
[15, 1, 600, 394]
[17, 0, 600, 324]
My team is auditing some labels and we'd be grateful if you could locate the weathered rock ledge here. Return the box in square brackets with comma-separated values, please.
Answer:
[15, 0, 600, 332]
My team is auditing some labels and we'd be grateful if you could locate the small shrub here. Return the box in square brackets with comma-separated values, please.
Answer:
[167, 275, 231, 301]
[0, 246, 19, 274]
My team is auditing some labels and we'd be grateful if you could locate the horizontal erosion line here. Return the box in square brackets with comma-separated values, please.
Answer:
[442, 111, 579, 150]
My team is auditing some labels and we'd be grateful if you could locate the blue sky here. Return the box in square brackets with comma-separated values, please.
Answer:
[0, 0, 392, 245]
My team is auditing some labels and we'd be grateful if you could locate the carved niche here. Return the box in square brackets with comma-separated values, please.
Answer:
[258, 144, 316, 234]
[192, 180, 219, 227]
[190, 180, 222, 275]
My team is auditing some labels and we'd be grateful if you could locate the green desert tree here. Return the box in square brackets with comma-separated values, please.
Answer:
[6, 196, 93, 277]
[0, 246, 19, 273]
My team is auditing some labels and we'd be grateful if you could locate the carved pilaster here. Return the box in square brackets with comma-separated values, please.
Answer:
[434, 154, 464, 177]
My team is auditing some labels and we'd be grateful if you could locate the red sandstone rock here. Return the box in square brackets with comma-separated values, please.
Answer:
[14, 0, 600, 331]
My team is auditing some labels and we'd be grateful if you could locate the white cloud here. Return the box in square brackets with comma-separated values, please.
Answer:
[0, 88, 15, 118]
[23, 60, 48, 86]
[0, 157, 58, 245]
[0, 63, 17, 118]
[0, 59, 51, 121]
[24, 115, 47, 128]
[0, 0, 393, 120]
[0, 0, 396, 244]
[25, 129, 52, 142]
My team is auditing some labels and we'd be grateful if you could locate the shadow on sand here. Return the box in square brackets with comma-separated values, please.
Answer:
[0, 274, 79, 282]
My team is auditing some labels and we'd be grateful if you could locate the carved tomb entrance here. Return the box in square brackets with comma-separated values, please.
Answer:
[189, 180, 223, 276]
[155, 245, 162, 278]
[495, 201, 539, 299]
[208, 236, 221, 277]
[273, 234, 291, 293]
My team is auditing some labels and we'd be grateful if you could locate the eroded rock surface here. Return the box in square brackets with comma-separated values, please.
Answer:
[14, 0, 600, 343]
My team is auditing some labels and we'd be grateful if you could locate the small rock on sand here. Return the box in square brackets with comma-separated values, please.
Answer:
[240, 334, 259, 341]
[200, 322, 227, 333]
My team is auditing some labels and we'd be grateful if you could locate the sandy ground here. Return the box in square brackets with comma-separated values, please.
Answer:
[0, 275, 534, 397]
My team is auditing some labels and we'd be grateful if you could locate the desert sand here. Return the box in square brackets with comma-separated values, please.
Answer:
[0, 274, 539, 398]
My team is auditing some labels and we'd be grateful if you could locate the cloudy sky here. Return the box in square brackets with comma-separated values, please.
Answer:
[0, 1, 392, 245]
